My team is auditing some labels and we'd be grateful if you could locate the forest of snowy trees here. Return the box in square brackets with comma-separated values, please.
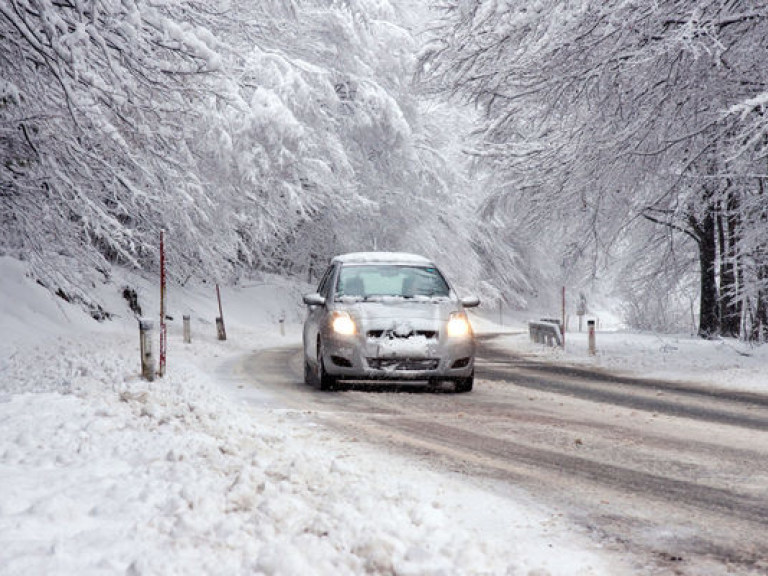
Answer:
[2, 0, 768, 341]
[419, 0, 768, 340]
[1, 0, 535, 312]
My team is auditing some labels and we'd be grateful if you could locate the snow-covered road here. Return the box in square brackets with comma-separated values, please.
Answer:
[234, 340, 768, 576]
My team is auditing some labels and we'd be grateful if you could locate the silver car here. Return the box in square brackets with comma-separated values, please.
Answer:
[302, 252, 479, 392]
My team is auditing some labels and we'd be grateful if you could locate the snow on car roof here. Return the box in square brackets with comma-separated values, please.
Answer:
[332, 252, 434, 265]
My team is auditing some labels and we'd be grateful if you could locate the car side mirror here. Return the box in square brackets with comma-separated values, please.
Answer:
[303, 293, 326, 306]
[460, 296, 480, 308]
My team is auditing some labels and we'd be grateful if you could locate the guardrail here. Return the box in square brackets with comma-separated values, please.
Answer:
[528, 320, 563, 348]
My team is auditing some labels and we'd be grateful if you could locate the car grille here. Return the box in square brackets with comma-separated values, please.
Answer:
[366, 330, 438, 339]
[367, 358, 440, 371]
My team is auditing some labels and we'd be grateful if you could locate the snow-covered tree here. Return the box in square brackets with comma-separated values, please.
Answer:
[1, 0, 227, 309]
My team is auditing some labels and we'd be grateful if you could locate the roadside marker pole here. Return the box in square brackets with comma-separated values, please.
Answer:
[216, 283, 227, 341]
[561, 286, 566, 348]
[158, 230, 167, 377]
[139, 318, 155, 381]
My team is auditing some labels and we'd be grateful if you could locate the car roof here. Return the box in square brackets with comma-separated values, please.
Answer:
[332, 252, 434, 266]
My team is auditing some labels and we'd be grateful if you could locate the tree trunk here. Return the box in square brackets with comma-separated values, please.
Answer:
[717, 194, 741, 337]
[753, 265, 768, 343]
[695, 210, 720, 338]
[747, 176, 768, 342]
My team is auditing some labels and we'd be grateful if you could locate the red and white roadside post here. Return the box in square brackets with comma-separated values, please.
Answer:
[158, 230, 167, 377]
[588, 319, 597, 356]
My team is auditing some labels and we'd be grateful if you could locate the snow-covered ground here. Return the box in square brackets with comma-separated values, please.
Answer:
[2, 256, 766, 575]
[476, 311, 768, 394]
[0, 257, 621, 575]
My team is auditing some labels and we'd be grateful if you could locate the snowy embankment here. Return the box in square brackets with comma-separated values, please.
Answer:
[1, 257, 619, 576]
[474, 313, 768, 394]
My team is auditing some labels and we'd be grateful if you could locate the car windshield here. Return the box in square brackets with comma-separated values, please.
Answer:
[335, 265, 450, 301]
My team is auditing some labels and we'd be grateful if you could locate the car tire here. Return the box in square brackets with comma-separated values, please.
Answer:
[304, 357, 315, 386]
[454, 374, 474, 393]
[317, 341, 337, 391]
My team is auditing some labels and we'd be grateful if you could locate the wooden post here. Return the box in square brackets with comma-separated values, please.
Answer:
[588, 319, 596, 356]
[158, 230, 166, 377]
[183, 314, 191, 344]
[216, 284, 227, 341]
[139, 318, 155, 381]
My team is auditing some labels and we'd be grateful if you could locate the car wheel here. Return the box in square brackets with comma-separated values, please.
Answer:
[317, 340, 337, 391]
[304, 356, 315, 386]
[454, 374, 474, 393]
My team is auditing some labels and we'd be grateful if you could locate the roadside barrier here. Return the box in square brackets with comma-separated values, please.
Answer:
[528, 320, 563, 348]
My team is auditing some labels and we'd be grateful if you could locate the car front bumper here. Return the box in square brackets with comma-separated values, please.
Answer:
[320, 332, 475, 381]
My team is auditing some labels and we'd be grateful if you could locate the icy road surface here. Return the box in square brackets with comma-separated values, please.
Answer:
[233, 335, 768, 576]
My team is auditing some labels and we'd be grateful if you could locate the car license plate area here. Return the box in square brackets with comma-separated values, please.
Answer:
[367, 358, 439, 371]
[375, 334, 433, 359]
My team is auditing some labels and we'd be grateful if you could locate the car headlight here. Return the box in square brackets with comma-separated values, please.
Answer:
[332, 311, 356, 335]
[446, 312, 470, 338]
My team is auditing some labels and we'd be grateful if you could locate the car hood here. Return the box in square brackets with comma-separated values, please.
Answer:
[336, 299, 458, 327]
